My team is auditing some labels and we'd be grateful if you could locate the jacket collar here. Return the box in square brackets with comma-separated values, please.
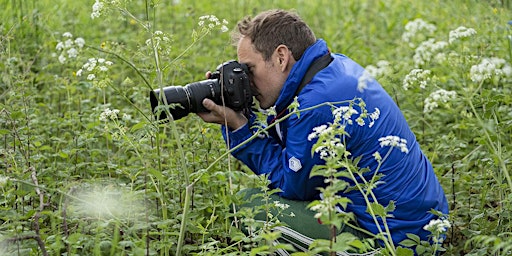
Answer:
[273, 39, 330, 113]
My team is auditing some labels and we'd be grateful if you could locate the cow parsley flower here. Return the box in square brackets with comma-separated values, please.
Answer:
[423, 218, 451, 234]
[378, 136, 409, 154]
[402, 18, 437, 47]
[365, 60, 392, 78]
[198, 15, 229, 33]
[424, 89, 457, 113]
[413, 39, 449, 67]
[55, 32, 86, 64]
[333, 106, 358, 125]
[76, 58, 114, 88]
[449, 26, 477, 44]
[91, 0, 105, 19]
[0, 175, 9, 187]
[357, 70, 373, 92]
[100, 108, 120, 121]
[469, 57, 512, 84]
[145, 30, 173, 56]
[403, 69, 432, 90]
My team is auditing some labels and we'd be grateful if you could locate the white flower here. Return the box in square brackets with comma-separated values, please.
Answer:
[308, 124, 330, 141]
[372, 151, 382, 162]
[67, 48, 78, 58]
[100, 108, 120, 121]
[56, 42, 65, 51]
[378, 136, 409, 154]
[87, 74, 96, 80]
[333, 106, 358, 124]
[402, 19, 437, 47]
[274, 201, 290, 210]
[91, 0, 104, 19]
[423, 218, 451, 233]
[0, 175, 9, 186]
[403, 69, 432, 90]
[413, 39, 448, 67]
[198, 15, 229, 33]
[368, 108, 380, 128]
[365, 60, 392, 78]
[449, 26, 477, 44]
[470, 57, 512, 84]
[58, 55, 66, 64]
[74, 37, 85, 48]
[55, 33, 86, 63]
[357, 70, 374, 92]
[424, 89, 457, 113]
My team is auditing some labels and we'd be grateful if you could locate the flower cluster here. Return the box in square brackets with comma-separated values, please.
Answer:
[402, 18, 437, 47]
[308, 102, 381, 160]
[402, 68, 433, 90]
[76, 58, 114, 88]
[0, 175, 9, 187]
[55, 32, 85, 64]
[378, 135, 409, 154]
[357, 70, 374, 92]
[359, 61, 392, 92]
[469, 57, 512, 84]
[273, 201, 290, 210]
[91, 0, 123, 19]
[91, 0, 105, 19]
[308, 132, 347, 160]
[310, 195, 344, 219]
[145, 31, 173, 56]
[99, 108, 120, 121]
[424, 89, 457, 113]
[413, 39, 449, 67]
[449, 26, 477, 44]
[423, 218, 451, 234]
[198, 15, 229, 33]
[365, 60, 392, 78]
[332, 106, 359, 125]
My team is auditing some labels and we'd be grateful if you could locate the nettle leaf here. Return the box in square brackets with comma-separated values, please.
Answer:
[385, 200, 396, 214]
[396, 246, 415, 256]
[367, 202, 386, 217]
[399, 239, 418, 248]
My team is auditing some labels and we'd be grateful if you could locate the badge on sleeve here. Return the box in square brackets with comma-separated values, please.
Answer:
[288, 156, 302, 172]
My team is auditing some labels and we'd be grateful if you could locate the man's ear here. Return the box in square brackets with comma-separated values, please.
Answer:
[275, 45, 293, 72]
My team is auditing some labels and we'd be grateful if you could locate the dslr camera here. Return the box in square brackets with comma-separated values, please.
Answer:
[150, 60, 253, 120]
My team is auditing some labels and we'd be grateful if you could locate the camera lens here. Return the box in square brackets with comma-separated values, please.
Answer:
[149, 79, 221, 121]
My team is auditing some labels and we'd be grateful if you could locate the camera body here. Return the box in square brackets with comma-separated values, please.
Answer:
[150, 60, 253, 120]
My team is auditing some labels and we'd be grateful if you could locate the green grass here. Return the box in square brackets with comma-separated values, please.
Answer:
[1, 0, 511, 255]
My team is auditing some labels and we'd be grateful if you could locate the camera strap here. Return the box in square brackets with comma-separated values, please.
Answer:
[293, 53, 333, 97]
[269, 53, 334, 126]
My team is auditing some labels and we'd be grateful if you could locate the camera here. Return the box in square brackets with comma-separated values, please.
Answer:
[150, 60, 253, 120]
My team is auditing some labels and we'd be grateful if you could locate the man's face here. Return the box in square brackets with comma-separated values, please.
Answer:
[237, 37, 287, 109]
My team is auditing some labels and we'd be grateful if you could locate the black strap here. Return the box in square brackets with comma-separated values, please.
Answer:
[293, 53, 333, 97]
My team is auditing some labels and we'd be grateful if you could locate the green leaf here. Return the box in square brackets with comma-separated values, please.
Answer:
[396, 246, 415, 256]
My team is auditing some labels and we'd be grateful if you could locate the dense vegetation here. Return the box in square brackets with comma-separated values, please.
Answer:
[1, 0, 511, 255]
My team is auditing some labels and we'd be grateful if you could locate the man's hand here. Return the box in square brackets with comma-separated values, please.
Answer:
[196, 71, 248, 130]
[197, 99, 248, 130]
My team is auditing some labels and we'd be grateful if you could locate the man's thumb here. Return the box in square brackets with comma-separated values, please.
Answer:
[202, 98, 215, 111]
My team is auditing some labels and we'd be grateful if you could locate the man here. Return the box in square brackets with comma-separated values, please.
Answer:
[198, 9, 449, 252]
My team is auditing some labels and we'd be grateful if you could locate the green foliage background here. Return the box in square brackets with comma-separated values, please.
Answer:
[1, 0, 511, 255]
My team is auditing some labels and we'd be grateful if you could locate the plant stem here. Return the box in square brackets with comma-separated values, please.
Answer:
[176, 184, 193, 256]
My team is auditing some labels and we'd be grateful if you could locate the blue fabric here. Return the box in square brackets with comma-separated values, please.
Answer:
[222, 39, 449, 245]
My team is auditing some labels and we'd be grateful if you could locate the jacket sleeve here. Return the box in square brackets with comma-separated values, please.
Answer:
[221, 110, 329, 200]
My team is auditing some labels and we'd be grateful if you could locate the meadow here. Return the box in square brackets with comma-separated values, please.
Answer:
[1, 0, 511, 255]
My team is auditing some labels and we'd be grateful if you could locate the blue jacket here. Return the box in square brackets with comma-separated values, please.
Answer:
[222, 39, 449, 244]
